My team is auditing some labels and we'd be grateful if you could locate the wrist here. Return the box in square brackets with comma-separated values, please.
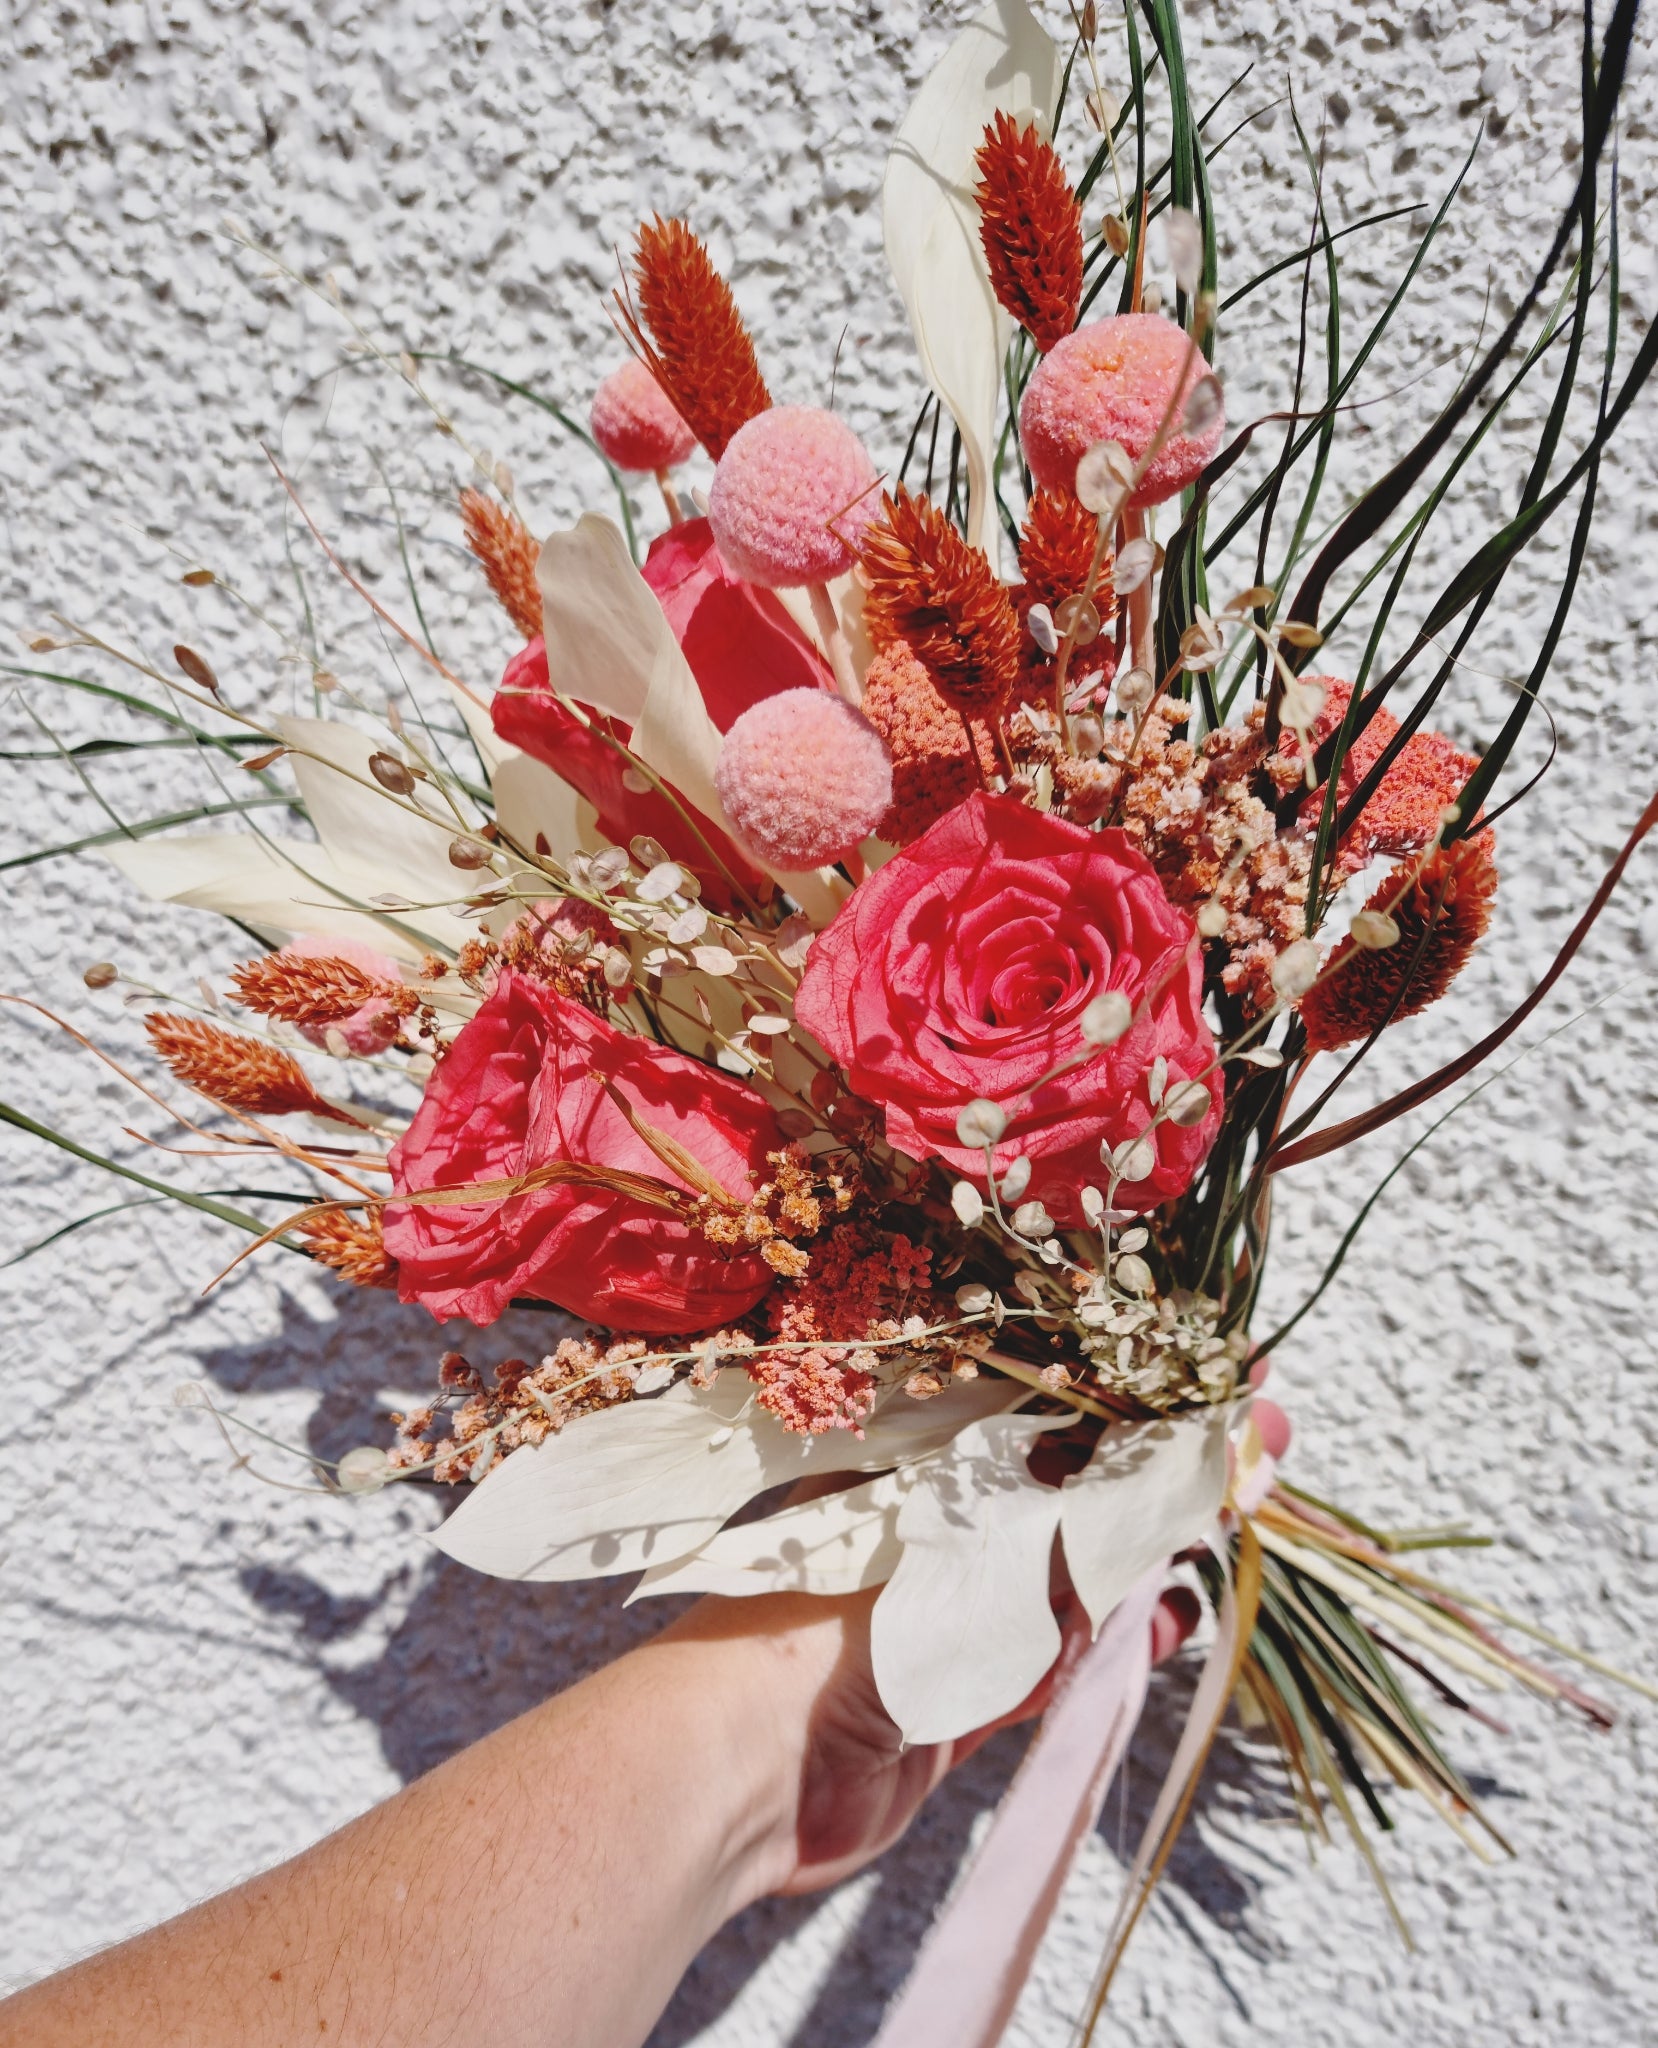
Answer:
[651, 1592, 853, 1913]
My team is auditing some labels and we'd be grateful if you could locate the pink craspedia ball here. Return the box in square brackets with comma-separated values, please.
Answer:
[714, 688, 892, 870]
[1018, 313, 1224, 509]
[589, 360, 696, 473]
[707, 406, 879, 588]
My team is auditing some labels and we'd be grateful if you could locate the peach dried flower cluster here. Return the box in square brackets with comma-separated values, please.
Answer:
[690, 1146, 855, 1279]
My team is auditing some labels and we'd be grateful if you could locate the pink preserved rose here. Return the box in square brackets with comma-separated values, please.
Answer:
[795, 791, 1221, 1224]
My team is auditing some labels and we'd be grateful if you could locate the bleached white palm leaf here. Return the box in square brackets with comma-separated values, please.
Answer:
[1059, 1400, 1241, 1635]
[629, 1469, 908, 1602]
[883, 0, 1061, 558]
[870, 1412, 1069, 1745]
[435, 1369, 1025, 1585]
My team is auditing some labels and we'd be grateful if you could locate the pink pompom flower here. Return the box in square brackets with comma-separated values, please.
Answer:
[714, 687, 892, 870]
[707, 406, 880, 588]
[1018, 313, 1223, 508]
[589, 360, 697, 473]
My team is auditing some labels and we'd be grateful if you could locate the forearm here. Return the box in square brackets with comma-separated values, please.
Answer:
[2, 1600, 836, 2048]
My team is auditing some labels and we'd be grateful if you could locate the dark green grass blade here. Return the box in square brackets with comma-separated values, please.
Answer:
[0, 796, 296, 874]
[1278, 0, 1639, 638]
[0, 1101, 279, 1240]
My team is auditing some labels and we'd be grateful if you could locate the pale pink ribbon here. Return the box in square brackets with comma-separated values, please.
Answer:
[870, 1566, 1165, 2048]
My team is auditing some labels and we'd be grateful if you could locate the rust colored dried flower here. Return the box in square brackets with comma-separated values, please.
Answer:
[1018, 487, 1106, 612]
[459, 489, 543, 641]
[1300, 837, 1499, 1054]
[230, 951, 416, 1027]
[144, 1012, 363, 1124]
[294, 1208, 398, 1289]
[630, 217, 771, 460]
[861, 640, 997, 842]
[974, 112, 1084, 353]
[860, 487, 1020, 717]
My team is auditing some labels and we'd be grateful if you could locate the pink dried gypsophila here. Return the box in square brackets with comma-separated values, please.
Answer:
[1095, 699, 1312, 1014]
[589, 360, 697, 473]
[707, 405, 880, 587]
[714, 688, 893, 869]
[748, 1346, 879, 1435]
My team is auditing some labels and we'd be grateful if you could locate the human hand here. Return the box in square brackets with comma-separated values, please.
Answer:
[657, 1575, 1199, 1903]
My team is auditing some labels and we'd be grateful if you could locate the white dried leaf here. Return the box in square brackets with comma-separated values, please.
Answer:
[870, 1415, 1069, 1743]
[1351, 908, 1400, 951]
[632, 1470, 908, 1602]
[637, 861, 685, 904]
[1060, 1403, 1238, 1632]
[1075, 438, 1132, 514]
[1148, 1055, 1168, 1107]
[1113, 1251, 1154, 1295]
[1164, 1079, 1211, 1127]
[692, 946, 739, 976]
[1270, 938, 1322, 1001]
[956, 1282, 994, 1313]
[956, 1097, 1007, 1147]
[951, 1180, 986, 1228]
[1081, 990, 1132, 1045]
[1180, 371, 1224, 438]
[1011, 1199, 1053, 1238]
[1026, 602, 1059, 655]
[1110, 1136, 1156, 1183]
[882, 1, 1062, 554]
[998, 1155, 1032, 1202]
[746, 1013, 793, 1036]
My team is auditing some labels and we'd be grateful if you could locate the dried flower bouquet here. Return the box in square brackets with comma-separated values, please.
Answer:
[8, 0, 1656, 2029]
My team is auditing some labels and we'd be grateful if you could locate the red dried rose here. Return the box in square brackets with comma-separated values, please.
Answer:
[384, 973, 783, 1331]
[795, 792, 1220, 1224]
[640, 515, 830, 731]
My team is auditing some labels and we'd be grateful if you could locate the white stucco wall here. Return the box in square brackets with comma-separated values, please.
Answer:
[3, 1, 1655, 2041]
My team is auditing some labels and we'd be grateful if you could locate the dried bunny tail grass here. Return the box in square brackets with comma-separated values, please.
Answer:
[294, 1207, 398, 1288]
[860, 486, 1020, 718]
[974, 111, 1084, 353]
[459, 488, 543, 641]
[230, 952, 416, 1026]
[1018, 487, 1108, 613]
[1300, 837, 1500, 1054]
[144, 1013, 365, 1125]
[629, 217, 771, 460]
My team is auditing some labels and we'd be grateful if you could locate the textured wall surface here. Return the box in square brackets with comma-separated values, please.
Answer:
[2, 1, 1655, 2042]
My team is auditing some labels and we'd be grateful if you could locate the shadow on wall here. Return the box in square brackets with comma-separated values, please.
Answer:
[192, 1281, 1305, 2044]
